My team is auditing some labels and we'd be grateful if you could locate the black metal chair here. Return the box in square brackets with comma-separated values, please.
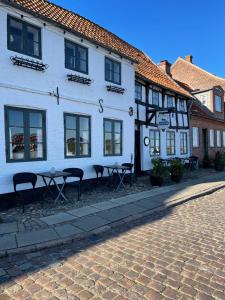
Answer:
[122, 163, 134, 186]
[93, 165, 104, 185]
[13, 172, 37, 213]
[63, 168, 84, 201]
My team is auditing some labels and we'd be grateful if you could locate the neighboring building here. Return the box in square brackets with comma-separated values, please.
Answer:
[171, 55, 225, 163]
[0, 0, 191, 195]
[135, 58, 191, 172]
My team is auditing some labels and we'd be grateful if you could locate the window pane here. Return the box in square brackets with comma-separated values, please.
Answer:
[152, 91, 159, 106]
[65, 42, 75, 69]
[167, 96, 173, 108]
[114, 72, 120, 84]
[9, 18, 23, 52]
[114, 122, 121, 133]
[115, 143, 121, 155]
[30, 128, 42, 143]
[9, 110, 23, 127]
[105, 132, 112, 154]
[66, 130, 76, 142]
[27, 25, 40, 57]
[115, 133, 121, 143]
[66, 116, 76, 130]
[9, 127, 24, 144]
[105, 121, 112, 132]
[105, 59, 112, 81]
[80, 117, 89, 131]
[29, 112, 42, 128]
[10, 143, 24, 160]
[80, 143, 89, 156]
[80, 131, 89, 143]
[77, 46, 87, 73]
[66, 142, 76, 156]
[30, 143, 43, 159]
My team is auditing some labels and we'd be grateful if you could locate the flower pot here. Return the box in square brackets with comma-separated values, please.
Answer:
[150, 175, 164, 186]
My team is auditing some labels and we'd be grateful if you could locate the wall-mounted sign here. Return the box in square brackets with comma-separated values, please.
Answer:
[157, 112, 170, 131]
[144, 136, 150, 146]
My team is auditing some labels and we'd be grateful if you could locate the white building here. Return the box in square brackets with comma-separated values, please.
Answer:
[0, 0, 136, 194]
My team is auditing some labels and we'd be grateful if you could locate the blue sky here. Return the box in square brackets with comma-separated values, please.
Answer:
[53, 0, 225, 77]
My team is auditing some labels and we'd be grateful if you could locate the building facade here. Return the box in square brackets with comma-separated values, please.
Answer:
[171, 56, 225, 163]
[0, 0, 136, 194]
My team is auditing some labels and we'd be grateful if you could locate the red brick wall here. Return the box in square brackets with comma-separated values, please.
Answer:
[191, 115, 225, 163]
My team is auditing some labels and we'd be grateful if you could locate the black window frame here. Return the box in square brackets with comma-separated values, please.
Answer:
[149, 130, 160, 157]
[105, 57, 121, 85]
[5, 106, 46, 163]
[65, 39, 89, 75]
[166, 131, 176, 156]
[180, 132, 188, 155]
[7, 15, 42, 59]
[152, 90, 160, 106]
[103, 119, 123, 156]
[64, 113, 91, 158]
[135, 82, 142, 101]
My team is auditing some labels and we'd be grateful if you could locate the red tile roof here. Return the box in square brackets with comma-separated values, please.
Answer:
[171, 57, 225, 92]
[6, 0, 191, 98]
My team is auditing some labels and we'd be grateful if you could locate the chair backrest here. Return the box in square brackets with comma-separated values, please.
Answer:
[63, 168, 84, 180]
[122, 163, 133, 171]
[13, 172, 37, 192]
[93, 165, 104, 175]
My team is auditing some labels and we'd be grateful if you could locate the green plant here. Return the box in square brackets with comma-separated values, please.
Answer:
[170, 159, 184, 181]
[214, 151, 225, 171]
[151, 158, 168, 177]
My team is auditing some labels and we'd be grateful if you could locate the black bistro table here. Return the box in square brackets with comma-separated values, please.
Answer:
[37, 171, 71, 204]
[104, 164, 130, 191]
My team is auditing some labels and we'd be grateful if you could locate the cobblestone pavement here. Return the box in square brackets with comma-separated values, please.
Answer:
[0, 188, 225, 300]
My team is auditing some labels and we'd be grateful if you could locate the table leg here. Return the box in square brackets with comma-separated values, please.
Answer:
[115, 169, 126, 191]
[52, 178, 69, 204]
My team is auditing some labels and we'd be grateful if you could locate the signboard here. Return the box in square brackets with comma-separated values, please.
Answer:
[157, 112, 170, 131]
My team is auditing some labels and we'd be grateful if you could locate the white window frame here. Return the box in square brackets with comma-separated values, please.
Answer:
[209, 129, 214, 147]
[192, 127, 199, 148]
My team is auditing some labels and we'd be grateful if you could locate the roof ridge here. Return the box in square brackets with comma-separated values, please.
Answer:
[177, 57, 225, 83]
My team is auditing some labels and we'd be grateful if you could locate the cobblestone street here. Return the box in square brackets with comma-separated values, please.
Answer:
[0, 188, 225, 300]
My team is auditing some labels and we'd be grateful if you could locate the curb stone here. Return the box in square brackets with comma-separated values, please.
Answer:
[1, 181, 225, 258]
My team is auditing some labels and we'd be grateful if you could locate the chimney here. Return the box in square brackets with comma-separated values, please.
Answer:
[158, 60, 171, 76]
[185, 54, 193, 63]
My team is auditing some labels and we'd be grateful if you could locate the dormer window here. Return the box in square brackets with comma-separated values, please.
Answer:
[65, 40, 88, 74]
[105, 57, 121, 85]
[7, 16, 42, 59]
[214, 95, 222, 112]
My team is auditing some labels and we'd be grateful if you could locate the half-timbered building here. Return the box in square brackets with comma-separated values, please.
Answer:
[134, 58, 192, 172]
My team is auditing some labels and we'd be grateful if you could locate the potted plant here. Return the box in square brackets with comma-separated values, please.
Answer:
[170, 159, 184, 183]
[150, 158, 168, 186]
[214, 151, 225, 171]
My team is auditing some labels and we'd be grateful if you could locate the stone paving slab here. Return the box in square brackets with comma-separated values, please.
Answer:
[0, 222, 18, 235]
[71, 215, 110, 231]
[54, 224, 84, 238]
[68, 206, 100, 217]
[40, 212, 77, 225]
[0, 234, 17, 251]
[95, 207, 133, 222]
[16, 228, 58, 247]
[91, 200, 122, 210]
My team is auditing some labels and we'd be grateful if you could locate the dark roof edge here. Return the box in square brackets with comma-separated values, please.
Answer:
[3, 0, 139, 64]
